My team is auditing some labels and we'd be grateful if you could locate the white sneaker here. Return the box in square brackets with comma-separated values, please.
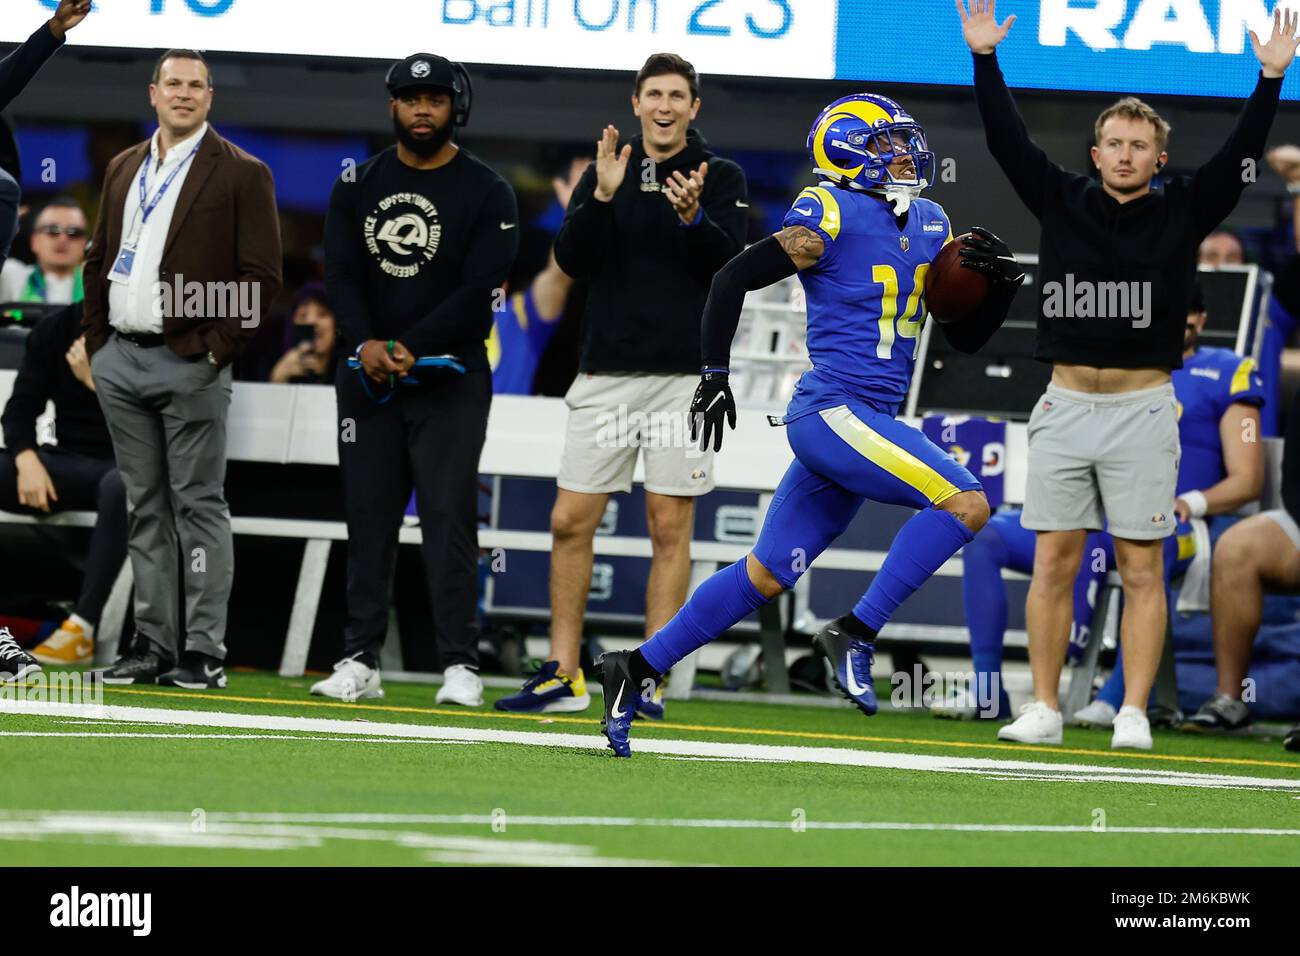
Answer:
[997, 701, 1064, 744]
[1111, 705, 1153, 750]
[436, 664, 484, 707]
[930, 687, 979, 720]
[310, 655, 384, 702]
[1072, 699, 1118, 728]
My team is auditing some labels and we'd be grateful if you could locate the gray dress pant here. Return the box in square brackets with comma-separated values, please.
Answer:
[90, 333, 233, 661]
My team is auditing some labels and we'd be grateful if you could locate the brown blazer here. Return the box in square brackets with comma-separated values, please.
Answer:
[82, 126, 283, 368]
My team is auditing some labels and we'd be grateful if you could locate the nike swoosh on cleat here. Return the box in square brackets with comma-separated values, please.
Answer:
[610, 680, 627, 719]
[500, 222, 517, 230]
[845, 651, 872, 697]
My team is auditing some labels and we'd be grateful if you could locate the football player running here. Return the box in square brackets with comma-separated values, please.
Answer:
[597, 95, 1024, 755]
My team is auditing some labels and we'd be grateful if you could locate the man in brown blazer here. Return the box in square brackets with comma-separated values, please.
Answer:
[83, 49, 282, 689]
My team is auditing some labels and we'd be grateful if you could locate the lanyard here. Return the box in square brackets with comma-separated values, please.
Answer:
[131, 134, 204, 236]
[346, 355, 467, 405]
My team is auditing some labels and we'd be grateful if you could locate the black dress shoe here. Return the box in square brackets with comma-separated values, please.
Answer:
[100, 650, 170, 685]
[158, 653, 227, 690]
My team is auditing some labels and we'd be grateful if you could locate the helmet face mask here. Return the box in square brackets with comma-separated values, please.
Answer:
[808, 94, 935, 196]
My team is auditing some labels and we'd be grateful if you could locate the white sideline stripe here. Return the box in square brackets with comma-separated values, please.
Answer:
[0, 731, 477, 745]
[5, 811, 1299, 839]
[4, 699, 1299, 793]
[0, 813, 684, 865]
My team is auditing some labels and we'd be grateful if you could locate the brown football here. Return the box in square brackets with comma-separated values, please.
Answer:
[925, 233, 992, 324]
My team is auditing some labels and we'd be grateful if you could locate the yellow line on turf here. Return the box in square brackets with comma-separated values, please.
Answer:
[84, 685, 1300, 772]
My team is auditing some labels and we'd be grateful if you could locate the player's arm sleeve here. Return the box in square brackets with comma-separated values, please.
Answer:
[1188, 73, 1282, 237]
[553, 165, 611, 279]
[700, 235, 798, 369]
[0, 20, 63, 112]
[935, 272, 1024, 355]
[1, 310, 57, 456]
[324, 175, 377, 351]
[972, 51, 1062, 219]
[677, 160, 749, 279]
[398, 179, 520, 357]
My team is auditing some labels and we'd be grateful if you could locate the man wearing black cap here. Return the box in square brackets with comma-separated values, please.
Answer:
[314, 54, 518, 706]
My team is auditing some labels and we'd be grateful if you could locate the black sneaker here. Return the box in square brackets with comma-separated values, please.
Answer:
[0, 627, 41, 683]
[99, 649, 171, 685]
[158, 653, 227, 690]
[1284, 724, 1300, 753]
[1182, 693, 1251, 733]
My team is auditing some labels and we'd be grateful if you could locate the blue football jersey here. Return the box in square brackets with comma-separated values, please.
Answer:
[780, 186, 951, 422]
[1172, 346, 1265, 495]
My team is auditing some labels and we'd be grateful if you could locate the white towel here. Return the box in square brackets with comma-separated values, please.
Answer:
[1176, 517, 1213, 613]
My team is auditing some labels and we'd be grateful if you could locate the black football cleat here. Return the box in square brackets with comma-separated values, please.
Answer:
[597, 651, 653, 758]
[813, 615, 878, 716]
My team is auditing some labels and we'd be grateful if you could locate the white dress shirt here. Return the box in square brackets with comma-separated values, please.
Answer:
[108, 122, 208, 334]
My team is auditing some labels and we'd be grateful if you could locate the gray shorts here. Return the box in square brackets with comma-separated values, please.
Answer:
[1022, 382, 1179, 540]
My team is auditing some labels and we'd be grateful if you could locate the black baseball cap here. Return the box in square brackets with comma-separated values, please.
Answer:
[386, 53, 459, 97]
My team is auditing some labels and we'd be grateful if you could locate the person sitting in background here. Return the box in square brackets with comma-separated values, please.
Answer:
[1196, 384, 1300, 752]
[0, 305, 127, 666]
[1197, 228, 1245, 268]
[268, 283, 338, 385]
[0, 197, 88, 306]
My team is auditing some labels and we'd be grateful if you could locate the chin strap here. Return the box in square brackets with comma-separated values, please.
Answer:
[876, 182, 926, 215]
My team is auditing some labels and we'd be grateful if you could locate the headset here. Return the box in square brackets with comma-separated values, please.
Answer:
[385, 59, 474, 129]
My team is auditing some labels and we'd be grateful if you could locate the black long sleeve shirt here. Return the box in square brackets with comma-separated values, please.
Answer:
[974, 51, 1281, 370]
[0, 21, 62, 112]
[324, 146, 519, 368]
[555, 129, 748, 374]
[2, 304, 112, 460]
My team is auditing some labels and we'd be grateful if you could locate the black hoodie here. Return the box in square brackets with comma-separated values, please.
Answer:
[555, 129, 747, 375]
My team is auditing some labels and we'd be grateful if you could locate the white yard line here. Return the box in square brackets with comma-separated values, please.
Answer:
[1, 810, 1298, 839]
[3, 699, 1298, 792]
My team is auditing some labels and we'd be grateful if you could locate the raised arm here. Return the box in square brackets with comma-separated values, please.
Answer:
[958, 0, 1059, 218]
[1188, 8, 1294, 236]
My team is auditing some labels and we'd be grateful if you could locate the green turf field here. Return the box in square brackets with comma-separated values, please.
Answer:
[3, 669, 1299, 866]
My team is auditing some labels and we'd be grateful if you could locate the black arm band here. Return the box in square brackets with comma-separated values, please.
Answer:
[938, 275, 1023, 355]
[701, 235, 799, 369]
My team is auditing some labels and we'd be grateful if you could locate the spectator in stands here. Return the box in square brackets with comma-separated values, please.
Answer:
[267, 283, 338, 385]
[0, 305, 125, 666]
[0, 197, 87, 306]
[0, 3, 91, 257]
[1196, 385, 1300, 752]
[313, 54, 517, 707]
[495, 53, 748, 714]
[1198, 229, 1246, 267]
[82, 48, 283, 690]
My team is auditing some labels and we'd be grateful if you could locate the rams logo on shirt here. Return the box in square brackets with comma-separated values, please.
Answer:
[364, 191, 442, 278]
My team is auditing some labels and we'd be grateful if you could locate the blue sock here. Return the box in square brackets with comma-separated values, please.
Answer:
[961, 524, 1011, 715]
[855, 508, 975, 632]
[640, 559, 769, 674]
[1096, 642, 1126, 710]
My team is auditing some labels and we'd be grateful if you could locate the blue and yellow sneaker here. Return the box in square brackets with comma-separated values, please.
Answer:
[635, 680, 666, 721]
[494, 660, 590, 713]
[813, 615, 878, 717]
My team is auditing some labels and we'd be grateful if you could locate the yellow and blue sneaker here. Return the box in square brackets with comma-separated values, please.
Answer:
[494, 660, 590, 713]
